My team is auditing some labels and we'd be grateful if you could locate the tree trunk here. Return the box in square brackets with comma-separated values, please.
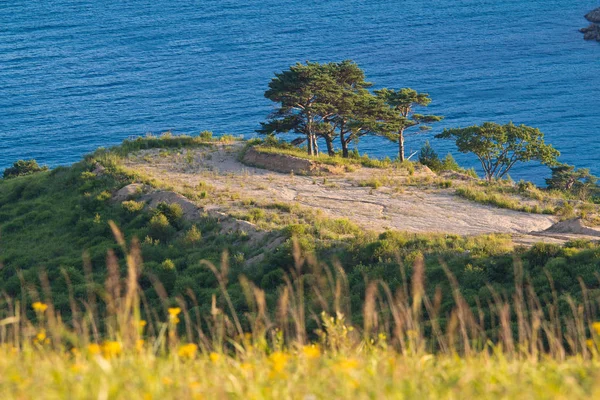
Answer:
[341, 140, 349, 158]
[307, 133, 314, 155]
[398, 130, 405, 162]
[340, 130, 349, 158]
[311, 134, 319, 156]
[325, 136, 335, 156]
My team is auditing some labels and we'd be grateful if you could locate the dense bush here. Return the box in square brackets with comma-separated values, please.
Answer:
[3, 159, 48, 179]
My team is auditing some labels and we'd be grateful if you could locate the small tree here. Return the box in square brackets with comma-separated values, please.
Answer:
[546, 164, 598, 195]
[418, 141, 442, 171]
[375, 88, 443, 161]
[435, 122, 559, 181]
[3, 159, 48, 179]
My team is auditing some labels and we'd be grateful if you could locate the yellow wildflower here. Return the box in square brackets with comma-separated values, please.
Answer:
[168, 308, 181, 324]
[32, 302, 48, 313]
[34, 330, 50, 345]
[592, 322, 600, 336]
[162, 377, 173, 386]
[209, 352, 220, 363]
[87, 343, 101, 355]
[240, 362, 253, 372]
[139, 320, 147, 328]
[102, 341, 122, 358]
[337, 358, 360, 371]
[269, 351, 288, 373]
[587, 339, 595, 349]
[36, 330, 47, 342]
[178, 343, 198, 359]
[136, 339, 145, 352]
[302, 345, 321, 359]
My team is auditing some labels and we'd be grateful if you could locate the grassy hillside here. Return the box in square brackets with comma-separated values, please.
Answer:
[2, 135, 600, 398]
[0, 135, 599, 335]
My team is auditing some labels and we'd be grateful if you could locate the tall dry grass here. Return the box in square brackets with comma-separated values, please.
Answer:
[2, 224, 600, 398]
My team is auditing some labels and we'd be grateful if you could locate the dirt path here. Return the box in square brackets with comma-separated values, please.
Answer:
[124, 144, 587, 244]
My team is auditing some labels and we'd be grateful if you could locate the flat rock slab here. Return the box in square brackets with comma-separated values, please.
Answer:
[125, 144, 558, 239]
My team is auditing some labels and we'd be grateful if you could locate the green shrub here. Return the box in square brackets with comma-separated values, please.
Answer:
[148, 213, 174, 241]
[185, 225, 202, 244]
[3, 160, 48, 179]
[122, 200, 146, 213]
[441, 154, 460, 171]
[95, 191, 112, 202]
[358, 178, 381, 189]
[199, 130, 213, 141]
[161, 259, 176, 270]
[156, 202, 184, 225]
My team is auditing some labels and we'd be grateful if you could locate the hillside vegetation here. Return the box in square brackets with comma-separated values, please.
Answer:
[2, 134, 600, 398]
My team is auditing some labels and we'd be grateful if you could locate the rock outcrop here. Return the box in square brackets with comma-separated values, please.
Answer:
[543, 218, 600, 237]
[586, 7, 600, 23]
[581, 23, 600, 41]
[582, 8, 600, 41]
[242, 147, 345, 175]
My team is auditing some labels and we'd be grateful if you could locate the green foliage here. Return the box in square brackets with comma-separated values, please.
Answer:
[441, 153, 460, 171]
[358, 178, 382, 189]
[3, 159, 48, 179]
[259, 61, 342, 156]
[148, 213, 174, 241]
[418, 141, 442, 171]
[375, 88, 443, 161]
[185, 225, 202, 245]
[156, 202, 184, 226]
[161, 259, 176, 270]
[436, 122, 560, 181]
[546, 164, 599, 199]
[199, 130, 214, 141]
[122, 200, 146, 213]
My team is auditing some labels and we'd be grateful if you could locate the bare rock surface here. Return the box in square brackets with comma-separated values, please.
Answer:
[542, 218, 600, 237]
[139, 191, 203, 220]
[112, 183, 147, 202]
[124, 144, 561, 243]
[243, 147, 345, 175]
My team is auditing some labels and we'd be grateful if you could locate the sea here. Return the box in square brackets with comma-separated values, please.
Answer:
[1, 0, 599, 183]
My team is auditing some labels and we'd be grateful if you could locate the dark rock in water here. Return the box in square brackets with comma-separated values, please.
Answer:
[580, 23, 600, 41]
[585, 7, 600, 23]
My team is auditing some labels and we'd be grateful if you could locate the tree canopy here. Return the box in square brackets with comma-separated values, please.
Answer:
[259, 61, 413, 158]
[435, 122, 560, 181]
[546, 164, 598, 196]
[258, 61, 340, 155]
[375, 88, 443, 161]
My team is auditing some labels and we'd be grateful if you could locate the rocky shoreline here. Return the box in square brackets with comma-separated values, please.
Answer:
[581, 7, 600, 41]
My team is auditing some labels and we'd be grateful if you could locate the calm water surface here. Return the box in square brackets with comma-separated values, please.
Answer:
[1, 0, 599, 182]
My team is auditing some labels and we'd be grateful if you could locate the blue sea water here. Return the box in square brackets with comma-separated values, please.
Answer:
[1, 0, 599, 183]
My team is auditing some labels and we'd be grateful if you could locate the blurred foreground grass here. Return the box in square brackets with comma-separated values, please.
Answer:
[2, 343, 600, 399]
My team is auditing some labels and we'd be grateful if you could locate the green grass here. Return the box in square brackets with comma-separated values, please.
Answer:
[251, 142, 397, 169]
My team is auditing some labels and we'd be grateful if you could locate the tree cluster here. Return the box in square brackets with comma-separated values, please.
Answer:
[259, 61, 442, 161]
